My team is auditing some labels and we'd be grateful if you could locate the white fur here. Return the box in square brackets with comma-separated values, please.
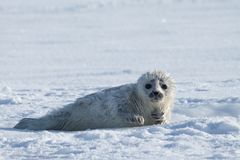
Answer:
[14, 70, 175, 131]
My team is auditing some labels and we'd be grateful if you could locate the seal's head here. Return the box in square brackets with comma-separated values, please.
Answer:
[137, 70, 175, 105]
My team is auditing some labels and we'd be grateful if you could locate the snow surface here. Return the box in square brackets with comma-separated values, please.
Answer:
[0, 0, 240, 159]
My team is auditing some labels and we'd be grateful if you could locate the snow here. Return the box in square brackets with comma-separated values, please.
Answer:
[0, 87, 22, 105]
[0, 0, 240, 159]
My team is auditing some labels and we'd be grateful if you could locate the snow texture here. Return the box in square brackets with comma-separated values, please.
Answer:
[0, 0, 240, 159]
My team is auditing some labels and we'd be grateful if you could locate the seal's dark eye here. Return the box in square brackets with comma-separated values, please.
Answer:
[145, 84, 152, 89]
[161, 84, 168, 90]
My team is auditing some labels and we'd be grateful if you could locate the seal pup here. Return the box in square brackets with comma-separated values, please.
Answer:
[14, 70, 175, 131]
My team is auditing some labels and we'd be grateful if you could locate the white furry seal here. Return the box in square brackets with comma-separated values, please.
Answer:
[14, 70, 175, 131]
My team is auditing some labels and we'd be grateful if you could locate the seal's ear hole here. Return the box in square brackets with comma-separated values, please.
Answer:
[161, 84, 168, 90]
[145, 84, 152, 89]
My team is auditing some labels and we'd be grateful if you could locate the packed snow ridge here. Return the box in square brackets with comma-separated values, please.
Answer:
[0, 87, 22, 105]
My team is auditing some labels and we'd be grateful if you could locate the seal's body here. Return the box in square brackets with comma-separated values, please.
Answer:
[14, 70, 175, 131]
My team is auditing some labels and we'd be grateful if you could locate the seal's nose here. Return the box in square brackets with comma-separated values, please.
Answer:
[152, 91, 163, 99]
[153, 91, 160, 96]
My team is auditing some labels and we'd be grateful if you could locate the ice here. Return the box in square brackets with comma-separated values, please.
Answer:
[0, 0, 240, 159]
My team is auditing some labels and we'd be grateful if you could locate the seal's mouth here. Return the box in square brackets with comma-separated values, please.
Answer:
[150, 97, 162, 102]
